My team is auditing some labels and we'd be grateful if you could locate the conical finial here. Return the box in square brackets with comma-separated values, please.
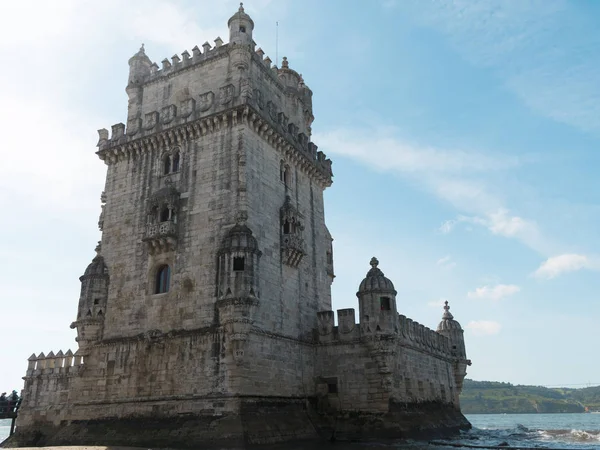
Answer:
[282, 56, 289, 68]
[140, 43, 145, 53]
[442, 300, 454, 320]
[239, 2, 244, 12]
[370, 257, 379, 268]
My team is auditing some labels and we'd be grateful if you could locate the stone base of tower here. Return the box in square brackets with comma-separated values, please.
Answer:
[309, 400, 471, 441]
[6, 397, 318, 449]
[6, 398, 470, 449]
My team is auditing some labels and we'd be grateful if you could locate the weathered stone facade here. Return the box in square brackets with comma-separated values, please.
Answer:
[11, 5, 471, 448]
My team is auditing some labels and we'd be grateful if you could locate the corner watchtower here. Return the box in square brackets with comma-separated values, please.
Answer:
[228, 3, 254, 46]
[357, 257, 398, 334]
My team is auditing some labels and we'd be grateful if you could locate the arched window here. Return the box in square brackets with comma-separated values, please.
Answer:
[163, 155, 171, 175]
[283, 166, 291, 187]
[155, 265, 171, 294]
[160, 207, 170, 222]
[172, 152, 180, 172]
[283, 220, 291, 235]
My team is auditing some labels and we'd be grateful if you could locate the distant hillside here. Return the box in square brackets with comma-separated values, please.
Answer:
[460, 379, 600, 414]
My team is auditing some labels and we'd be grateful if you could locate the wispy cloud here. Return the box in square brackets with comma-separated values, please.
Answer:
[533, 254, 598, 279]
[466, 320, 502, 336]
[439, 210, 545, 253]
[468, 284, 520, 301]
[436, 255, 456, 270]
[315, 128, 551, 253]
[394, 0, 600, 134]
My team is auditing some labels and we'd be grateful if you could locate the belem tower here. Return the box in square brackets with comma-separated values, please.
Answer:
[10, 5, 471, 448]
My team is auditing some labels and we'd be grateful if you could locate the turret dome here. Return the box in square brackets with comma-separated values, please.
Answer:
[80, 254, 107, 280]
[227, 3, 254, 30]
[219, 223, 261, 254]
[436, 301, 463, 332]
[357, 257, 396, 295]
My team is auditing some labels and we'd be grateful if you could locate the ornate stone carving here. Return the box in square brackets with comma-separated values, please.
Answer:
[198, 91, 214, 112]
[161, 104, 177, 124]
[144, 111, 159, 130]
[254, 89, 264, 109]
[127, 117, 141, 136]
[219, 84, 235, 105]
[267, 100, 278, 121]
[280, 196, 305, 268]
[179, 98, 196, 118]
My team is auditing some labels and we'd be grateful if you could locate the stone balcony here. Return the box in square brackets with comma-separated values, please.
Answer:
[281, 233, 305, 268]
[143, 220, 178, 254]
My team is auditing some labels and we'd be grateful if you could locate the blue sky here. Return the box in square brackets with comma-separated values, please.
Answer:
[1, 0, 600, 391]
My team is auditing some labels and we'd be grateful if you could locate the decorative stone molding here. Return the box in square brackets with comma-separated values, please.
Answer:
[97, 105, 332, 188]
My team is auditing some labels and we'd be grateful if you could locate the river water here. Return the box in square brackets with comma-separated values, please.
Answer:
[2, 413, 600, 449]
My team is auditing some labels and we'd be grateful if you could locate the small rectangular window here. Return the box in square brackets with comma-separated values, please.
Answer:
[239, 26, 246, 32]
[233, 257, 245, 271]
[326, 378, 338, 394]
[380, 297, 391, 311]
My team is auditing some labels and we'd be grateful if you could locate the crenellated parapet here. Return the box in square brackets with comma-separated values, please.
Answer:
[316, 308, 452, 355]
[24, 350, 84, 378]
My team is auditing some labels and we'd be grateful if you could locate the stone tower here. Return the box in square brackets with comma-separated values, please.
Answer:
[93, 3, 333, 347]
[14, 6, 471, 447]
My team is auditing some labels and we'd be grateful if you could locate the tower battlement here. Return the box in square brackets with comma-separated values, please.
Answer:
[100, 3, 328, 186]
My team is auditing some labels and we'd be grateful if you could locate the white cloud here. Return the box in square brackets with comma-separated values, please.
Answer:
[466, 320, 502, 336]
[439, 209, 546, 253]
[436, 255, 456, 270]
[468, 284, 520, 301]
[317, 128, 518, 175]
[533, 254, 597, 279]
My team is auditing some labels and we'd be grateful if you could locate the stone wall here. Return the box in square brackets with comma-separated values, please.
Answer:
[315, 309, 464, 413]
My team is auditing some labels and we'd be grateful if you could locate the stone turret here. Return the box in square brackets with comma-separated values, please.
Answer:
[436, 301, 466, 358]
[437, 301, 470, 400]
[127, 44, 152, 87]
[228, 3, 254, 46]
[70, 245, 109, 349]
[216, 219, 262, 363]
[126, 44, 152, 133]
[356, 257, 398, 335]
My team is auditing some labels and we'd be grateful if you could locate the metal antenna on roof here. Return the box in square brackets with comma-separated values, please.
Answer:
[276, 21, 279, 66]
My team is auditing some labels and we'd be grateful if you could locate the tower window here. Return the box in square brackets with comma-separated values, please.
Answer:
[163, 155, 171, 175]
[380, 297, 391, 311]
[327, 381, 338, 394]
[280, 161, 291, 187]
[155, 265, 171, 294]
[239, 26, 246, 33]
[233, 257, 245, 271]
[172, 152, 180, 172]
[283, 220, 291, 235]
[160, 207, 170, 222]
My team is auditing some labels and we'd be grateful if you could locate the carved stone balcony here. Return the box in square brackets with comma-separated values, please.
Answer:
[143, 220, 178, 254]
[281, 233, 305, 268]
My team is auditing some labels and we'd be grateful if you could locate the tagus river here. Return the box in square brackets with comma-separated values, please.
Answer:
[2, 413, 600, 449]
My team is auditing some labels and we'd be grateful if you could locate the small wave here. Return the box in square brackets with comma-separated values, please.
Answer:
[536, 428, 600, 443]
